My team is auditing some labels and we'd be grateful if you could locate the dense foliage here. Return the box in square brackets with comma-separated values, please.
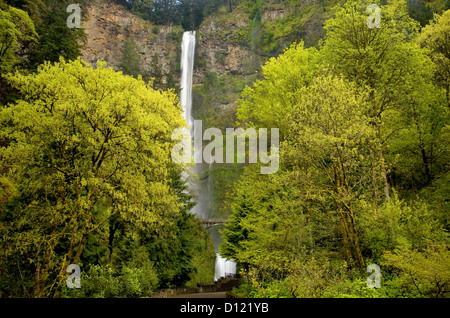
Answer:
[220, 0, 450, 298]
[0, 0, 216, 298]
[1, 0, 449, 299]
[120, 0, 228, 29]
[0, 57, 216, 297]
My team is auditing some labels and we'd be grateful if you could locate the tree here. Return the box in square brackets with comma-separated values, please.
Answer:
[230, 0, 449, 278]
[382, 244, 450, 298]
[0, 1, 37, 106]
[234, 46, 374, 270]
[119, 37, 143, 79]
[407, 0, 434, 27]
[149, 53, 164, 89]
[321, 0, 437, 203]
[220, 165, 308, 280]
[237, 41, 319, 135]
[150, 0, 181, 25]
[122, 0, 225, 29]
[223, 76, 378, 273]
[357, 193, 446, 260]
[27, 0, 86, 68]
[0, 58, 186, 297]
[418, 10, 450, 108]
[127, 0, 154, 20]
[0, 1, 37, 72]
[0, 177, 15, 210]
[286, 74, 374, 270]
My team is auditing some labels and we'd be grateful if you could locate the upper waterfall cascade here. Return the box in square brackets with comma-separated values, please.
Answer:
[180, 31, 196, 143]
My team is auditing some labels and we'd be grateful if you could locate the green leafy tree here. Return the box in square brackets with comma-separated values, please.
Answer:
[220, 165, 308, 279]
[407, 0, 434, 27]
[357, 194, 447, 260]
[0, 58, 185, 297]
[418, 10, 450, 108]
[119, 37, 143, 79]
[237, 41, 319, 135]
[382, 245, 450, 298]
[28, 0, 86, 68]
[234, 41, 379, 271]
[122, 0, 225, 28]
[321, 0, 442, 202]
[127, 0, 155, 20]
[286, 74, 375, 270]
[149, 53, 164, 89]
[0, 1, 37, 72]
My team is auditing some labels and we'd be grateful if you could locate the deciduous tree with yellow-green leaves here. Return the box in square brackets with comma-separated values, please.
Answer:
[0, 58, 187, 297]
[222, 0, 449, 298]
[418, 9, 450, 108]
[0, 1, 37, 72]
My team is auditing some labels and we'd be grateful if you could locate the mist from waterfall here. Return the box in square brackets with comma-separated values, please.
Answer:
[180, 31, 236, 282]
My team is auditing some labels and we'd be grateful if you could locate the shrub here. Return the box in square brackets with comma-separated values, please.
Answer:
[287, 256, 348, 298]
[119, 264, 158, 297]
[324, 278, 388, 298]
[357, 194, 446, 260]
[382, 245, 450, 298]
[62, 261, 158, 298]
[62, 264, 120, 298]
[168, 25, 185, 42]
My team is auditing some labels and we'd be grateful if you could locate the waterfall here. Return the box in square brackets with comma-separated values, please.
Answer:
[214, 254, 237, 281]
[180, 31, 196, 142]
[179, 31, 236, 282]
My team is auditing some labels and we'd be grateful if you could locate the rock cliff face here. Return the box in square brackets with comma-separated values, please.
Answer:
[196, 12, 255, 79]
[81, 0, 178, 82]
[80, 0, 258, 86]
[80, 0, 327, 124]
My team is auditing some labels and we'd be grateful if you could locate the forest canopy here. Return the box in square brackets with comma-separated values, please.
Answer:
[220, 0, 450, 298]
[0, 0, 449, 299]
[0, 57, 211, 297]
[120, 0, 229, 29]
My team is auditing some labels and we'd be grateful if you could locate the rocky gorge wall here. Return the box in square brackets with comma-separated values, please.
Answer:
[80, 0, 260, 86]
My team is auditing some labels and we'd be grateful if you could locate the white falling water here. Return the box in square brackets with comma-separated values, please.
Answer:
[214, 253, 237, 281]
[179, 31, 236, 282]
[180, 31, 196, 143]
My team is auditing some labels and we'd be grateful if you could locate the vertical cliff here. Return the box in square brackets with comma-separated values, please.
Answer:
[81, 0, 179, 82]
[80, 0, 261, 86]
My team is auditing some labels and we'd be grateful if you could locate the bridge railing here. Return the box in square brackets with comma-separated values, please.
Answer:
[201, 218, 229, 229]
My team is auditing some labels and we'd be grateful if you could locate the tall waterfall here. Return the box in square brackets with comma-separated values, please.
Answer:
[179, 31, 236, 281]
[180, 31, 196, 144]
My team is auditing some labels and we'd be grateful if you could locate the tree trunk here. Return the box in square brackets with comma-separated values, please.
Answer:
[34, 263, 42, 298]
[73, 231, 88, 266]
[379, 148, 390, 202]
[412, 102, 432, 185]
[108, 219, 118, 263]
[337, 206, 353, 266]
[370, 148, 380, 206]
[343, 203, 365, 270]
[375, 123, 390, 202]
[34, 247, 53, 298]
[333, 164, 365, 270]
[305, 200, 314, 253]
